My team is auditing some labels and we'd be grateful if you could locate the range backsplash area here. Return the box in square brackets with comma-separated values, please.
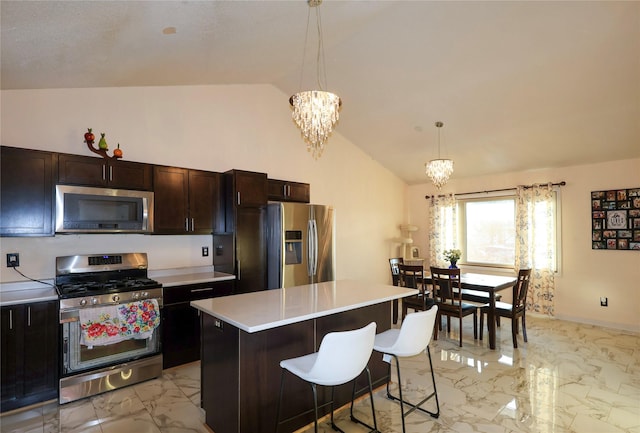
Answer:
[0, 234, 214, 283]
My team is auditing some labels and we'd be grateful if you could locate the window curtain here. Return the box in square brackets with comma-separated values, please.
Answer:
[429, 194, 457, 267]
[515, 184, 556, 316]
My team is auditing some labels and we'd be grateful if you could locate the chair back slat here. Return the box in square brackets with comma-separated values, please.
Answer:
[398, 264, 424, 290]
[389, 257, 404, 286]
[513, 268, 532, 310]
[430, 267, 462, 308]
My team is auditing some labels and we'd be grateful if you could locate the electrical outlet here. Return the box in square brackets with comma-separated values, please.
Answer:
[600, 297, 608, 307]
[6, 253, 20, 268]
[202, 246, 209, 257]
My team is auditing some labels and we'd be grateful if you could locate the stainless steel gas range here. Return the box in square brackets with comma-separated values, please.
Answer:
[55, 253, 163, 404]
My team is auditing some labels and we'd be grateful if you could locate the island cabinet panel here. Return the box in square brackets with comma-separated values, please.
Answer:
[0, 146, 55, 236]
[199, 302, 390, 433]
[57, 153, 153, 190]
[267, 179, 310, 203]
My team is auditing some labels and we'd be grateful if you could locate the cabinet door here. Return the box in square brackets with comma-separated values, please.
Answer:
[235, 207, 266, 294]
[1, 147, 54, 236]
[1, 306, 23, 409]
[162, 304, 200, 369]
[267, 179, 310, 203]
[58, 153, 107, 186]
[188, 170, 218, 234]
[233, 171, 267, 207]
[22, 301, 58, 399]
[153, 166, 189, 234]
[108, 160, 153, 191]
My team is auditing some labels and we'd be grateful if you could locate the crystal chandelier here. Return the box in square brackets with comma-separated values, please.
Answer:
[290, 0, 342, 159]
[425, 121, 454, 188]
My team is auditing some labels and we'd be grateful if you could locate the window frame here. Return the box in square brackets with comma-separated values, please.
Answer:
[455, 188, 562, 273]
[457, 193, 517, 269]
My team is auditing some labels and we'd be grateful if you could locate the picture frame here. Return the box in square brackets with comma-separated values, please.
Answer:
[591, 187, 640, 250]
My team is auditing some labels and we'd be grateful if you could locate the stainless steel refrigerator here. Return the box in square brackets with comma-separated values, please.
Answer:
[266, 203, 336, 289]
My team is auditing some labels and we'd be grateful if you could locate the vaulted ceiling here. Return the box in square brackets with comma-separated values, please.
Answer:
[2, 1, 638, 184]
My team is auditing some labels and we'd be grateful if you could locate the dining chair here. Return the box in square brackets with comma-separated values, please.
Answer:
[479, 268, 532, 348]
[399, 264, 434, 320]
[275, 322, 379, 433]
[430, 266, 480, 347]
[369, 307, 440, 432]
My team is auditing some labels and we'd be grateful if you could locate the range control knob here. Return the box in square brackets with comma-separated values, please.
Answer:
[133, 292, 140, 300]
[112, 294, 120, 302]
[91, 298, 98, 305]
[141, 292, 149, 298]
[79, 299, 87, 306]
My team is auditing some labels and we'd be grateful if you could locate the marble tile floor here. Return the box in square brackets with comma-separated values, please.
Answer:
[1, 315, 639, 433]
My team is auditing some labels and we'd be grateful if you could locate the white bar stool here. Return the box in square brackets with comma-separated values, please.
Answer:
[373, 307, 440, 432]
[275, 322, 379, 433]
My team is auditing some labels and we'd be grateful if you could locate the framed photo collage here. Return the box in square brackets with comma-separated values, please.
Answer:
[591, 187, 640, 250]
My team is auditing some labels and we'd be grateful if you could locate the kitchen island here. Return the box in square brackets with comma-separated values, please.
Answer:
[191, 279, 417, 433]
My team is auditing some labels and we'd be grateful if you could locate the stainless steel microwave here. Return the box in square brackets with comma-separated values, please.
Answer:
[55, 185, 154, 233]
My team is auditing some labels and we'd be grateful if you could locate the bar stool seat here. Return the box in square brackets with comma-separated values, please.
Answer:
[275, 322, 379, 433]
[371, 307, 440, 432]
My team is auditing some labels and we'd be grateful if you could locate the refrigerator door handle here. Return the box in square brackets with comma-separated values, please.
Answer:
[311, 219, 318, 276]
[307, 220, 314, 277]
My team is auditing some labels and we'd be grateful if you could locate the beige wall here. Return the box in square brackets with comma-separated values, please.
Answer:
[0, 85, 406, 285]
[408, 159, 640, 332]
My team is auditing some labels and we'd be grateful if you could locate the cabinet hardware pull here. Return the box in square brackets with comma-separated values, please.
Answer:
[191, 218, 195, 232]
[9, 309, 12, 330]
[283, 185, 287, 196]
[287, 185, 291, 197]
[237, 191, 241, 206]
[27, 306, 31, 326]
[237, 260, 241, 280]
[190, 288, 213, 293]
[102, 165, 106, 180]
[185, 218, 189, 231]
[109, 166, 113, 181]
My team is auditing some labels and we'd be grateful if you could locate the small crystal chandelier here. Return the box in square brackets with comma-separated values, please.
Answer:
[425, 121, 454, 188]
[289, 0, 342, 159]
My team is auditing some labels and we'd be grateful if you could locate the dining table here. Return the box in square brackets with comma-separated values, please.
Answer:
[422, 272, 517, 350]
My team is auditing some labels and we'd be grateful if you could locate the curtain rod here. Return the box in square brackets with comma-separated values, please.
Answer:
[424, 181, 566, 199]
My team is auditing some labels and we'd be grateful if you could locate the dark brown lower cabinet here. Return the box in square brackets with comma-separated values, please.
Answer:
[200, 302, 390, 433]
[1, 300, 59, 412]
[162, 281, 234, 369]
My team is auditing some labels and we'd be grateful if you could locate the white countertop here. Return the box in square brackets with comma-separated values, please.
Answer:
[149, 266, 235, 287]
[0, 280, 58, 306]
[191, 279, 417, 333]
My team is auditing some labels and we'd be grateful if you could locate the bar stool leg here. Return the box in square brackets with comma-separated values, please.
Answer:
[348, 367, 379, 432]
[383, 347, 440, 433]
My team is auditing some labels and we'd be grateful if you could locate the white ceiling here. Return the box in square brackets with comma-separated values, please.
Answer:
[2, 1, 639, 184]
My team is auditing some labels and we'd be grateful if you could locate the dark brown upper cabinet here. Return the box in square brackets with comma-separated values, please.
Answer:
[267, 179, 310, 203]
[57, 153, 152, 191]
[1, 146, 55, 236]
[224, 170, 268, 294]
[153, 166, 221, 234]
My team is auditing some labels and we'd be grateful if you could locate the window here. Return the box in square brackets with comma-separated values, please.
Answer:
[459, 196, 516, 267]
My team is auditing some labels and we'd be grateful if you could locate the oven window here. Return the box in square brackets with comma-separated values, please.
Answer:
[63, 320, 160, 374]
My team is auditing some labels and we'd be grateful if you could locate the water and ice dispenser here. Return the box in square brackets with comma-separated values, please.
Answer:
[285, 230, 303, 265]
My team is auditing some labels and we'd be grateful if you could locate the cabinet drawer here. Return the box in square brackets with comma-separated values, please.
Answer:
[163, 281, 234, 305]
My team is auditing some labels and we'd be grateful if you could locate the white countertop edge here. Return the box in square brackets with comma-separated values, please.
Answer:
[150, 268, 235, 287]
[190, 280, 417, 333]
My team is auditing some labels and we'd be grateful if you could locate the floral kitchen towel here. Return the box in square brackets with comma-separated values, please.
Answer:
[79, 299, 160, 347]
[79, 305, 128, 347]
[117, 299, 160, 340]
